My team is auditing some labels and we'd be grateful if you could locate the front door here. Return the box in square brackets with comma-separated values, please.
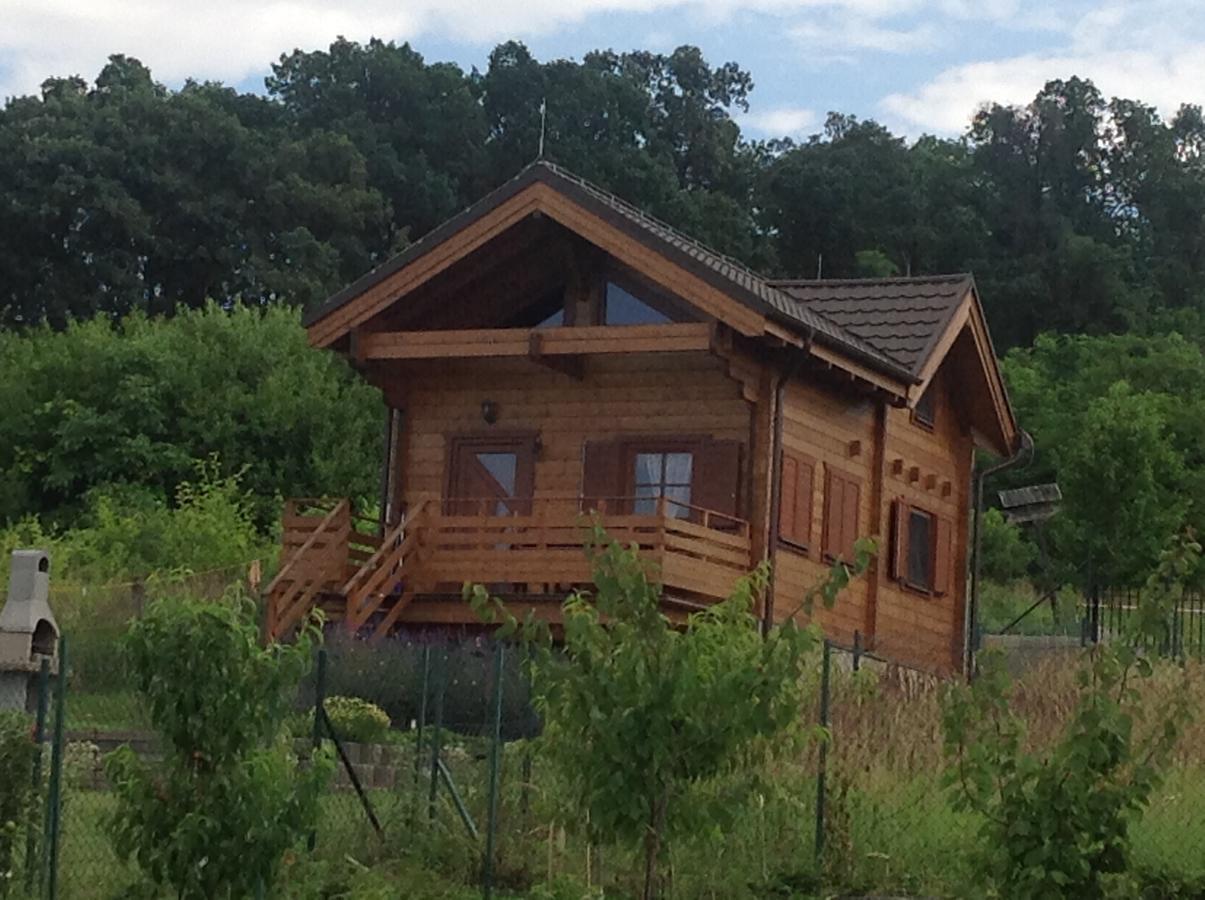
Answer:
[446, 436, 536, 516]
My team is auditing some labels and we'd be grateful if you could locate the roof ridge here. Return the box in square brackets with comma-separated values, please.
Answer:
[535, 160, 775, 294]
[768, 273, 972, 287]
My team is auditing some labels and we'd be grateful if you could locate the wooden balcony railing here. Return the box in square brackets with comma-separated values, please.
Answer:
[265, 495, 752, 640]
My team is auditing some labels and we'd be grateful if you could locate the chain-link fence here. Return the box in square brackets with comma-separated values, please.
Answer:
[17, 604, 1205, 898]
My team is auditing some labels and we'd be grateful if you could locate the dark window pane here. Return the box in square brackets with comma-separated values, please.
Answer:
[605, 282, 671, 325]
[476, 452, 517, 496]
[634, 453, 663, 486]
[907, 510, 933, 590]
[914, 387, 936, 428]
[535, 308, 564, 328]
[664, 485, 692, 517]
[664, 453, 692, 485]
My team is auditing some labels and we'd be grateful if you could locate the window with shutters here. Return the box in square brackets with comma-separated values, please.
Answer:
[778, 451, 815, 551]
[822, 468, 861, 562]
[581, 437, 742, 524]
[891, 500, 955, 596]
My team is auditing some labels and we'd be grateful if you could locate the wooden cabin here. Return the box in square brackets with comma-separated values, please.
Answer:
[266, 161, 1018, 675]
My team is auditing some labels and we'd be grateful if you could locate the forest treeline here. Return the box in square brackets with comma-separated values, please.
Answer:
[4, 38, 1205, 589]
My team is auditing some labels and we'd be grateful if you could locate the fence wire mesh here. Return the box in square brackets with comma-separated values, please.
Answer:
[15, 584, 1205, 898]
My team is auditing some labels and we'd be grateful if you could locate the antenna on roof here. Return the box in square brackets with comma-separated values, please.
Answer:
[816, 253, 823, 279]
[537, 97, 547, 160]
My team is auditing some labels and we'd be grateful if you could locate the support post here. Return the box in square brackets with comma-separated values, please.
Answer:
[427, 650, 447, 822]
[24, 657, 49, 894]
[483, 643, 506, 898]
[852, 630, 862, 672]
[45, 636, 67, 900]
[814, 639, 831, 869]
[412, 646, 431, 820]
[307, 647, 327, 853]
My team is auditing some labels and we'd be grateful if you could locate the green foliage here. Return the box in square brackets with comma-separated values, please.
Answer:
[0, 712, 37, 897]
[979, 508, 1036, 584]
[0, 304, 379, 528]
[470, 527, 873, 899]
[1004, 333, 1203, 587]
[105, 592, 332, 899]
[943, 536, 1200, 898]
[323, 696, 391, 745]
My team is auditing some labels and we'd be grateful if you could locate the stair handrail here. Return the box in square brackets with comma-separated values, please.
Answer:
[338, 501, 426, 597]
[265, 498, 349, 597]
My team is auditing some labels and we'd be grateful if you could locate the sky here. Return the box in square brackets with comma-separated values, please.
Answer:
[2, 0, 1205, 138]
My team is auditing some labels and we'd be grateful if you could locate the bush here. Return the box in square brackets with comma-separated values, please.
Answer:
[324, 696, 391, 744]
[0, 711, 37, 898]
[106, 591, 332, 899]
[0, 304, 379, 528]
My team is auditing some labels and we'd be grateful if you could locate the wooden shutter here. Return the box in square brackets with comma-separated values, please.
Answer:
[581, 441, 623, 514]
[890, 500, 908, 580]
[779, 454, 798, 537]
[694, 440, 742, 521]
[840, 477, 860, 560]
[779, 452, 814, 547]
[822, 469, 843, 559]
[934, 515, 954, 596]
[823, 468, 861, 561]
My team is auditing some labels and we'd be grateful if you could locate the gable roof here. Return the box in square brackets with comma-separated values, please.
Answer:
[304, 160, 913, 383]
[769, 274, 973, 376]
[303, 159, 1018, 453]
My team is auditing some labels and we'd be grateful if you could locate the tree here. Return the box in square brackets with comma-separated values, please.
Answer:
[0, 304, 380, 527]
[1002, 332, 1205, 586]
[470, 529, 872, 898]
[106, 594, 331, 899]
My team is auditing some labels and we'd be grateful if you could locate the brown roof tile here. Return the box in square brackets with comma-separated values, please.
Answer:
[770, 275, 973, 375]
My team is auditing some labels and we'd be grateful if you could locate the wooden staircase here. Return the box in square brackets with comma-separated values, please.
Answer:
[264, 500, 426, 641]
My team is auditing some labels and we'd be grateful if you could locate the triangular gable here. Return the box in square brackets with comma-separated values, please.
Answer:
[303, 162, 914, 395]
[912, 284, 1017, 456]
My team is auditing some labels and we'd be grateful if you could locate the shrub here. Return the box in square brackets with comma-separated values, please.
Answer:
[324, 696, 391, 744]
[105, 591, 332, 899]
[943, 537, 1199, 897]
[0, 711, 37, 898]
[470, 526, 873, 900]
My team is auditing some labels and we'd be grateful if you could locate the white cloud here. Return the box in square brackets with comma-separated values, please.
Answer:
[880, 0, 1205, 135]
[0, 0, 1080, 100]
[790, 16, 940, 59]
[740, 104, 817, 134]
[0, 0, 679, 99]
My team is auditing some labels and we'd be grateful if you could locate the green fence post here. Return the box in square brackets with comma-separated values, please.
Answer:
[24, 657, 50, 895]
[412, 646, 431, 821]
[427, 649, 447, 822]
[307, 647, 327, 853]
[482, 642, 505, 898]
[814, 639, 831, 869]
[44, 636, 67, 900]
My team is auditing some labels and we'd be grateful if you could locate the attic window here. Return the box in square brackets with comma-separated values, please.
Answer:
[913, 385, 936, 430]
[604, 282, 671, 325]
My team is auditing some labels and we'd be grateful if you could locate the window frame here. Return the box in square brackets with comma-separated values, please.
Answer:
[911, 385, 937, 431]
[596, 267, 693, 326]
[903, 506, 937, 594]
[893, 500, 954, 598]
[622, 439, 701, 518]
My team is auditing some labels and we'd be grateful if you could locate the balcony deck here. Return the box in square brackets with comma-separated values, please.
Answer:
[264, 496, 753, 640]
